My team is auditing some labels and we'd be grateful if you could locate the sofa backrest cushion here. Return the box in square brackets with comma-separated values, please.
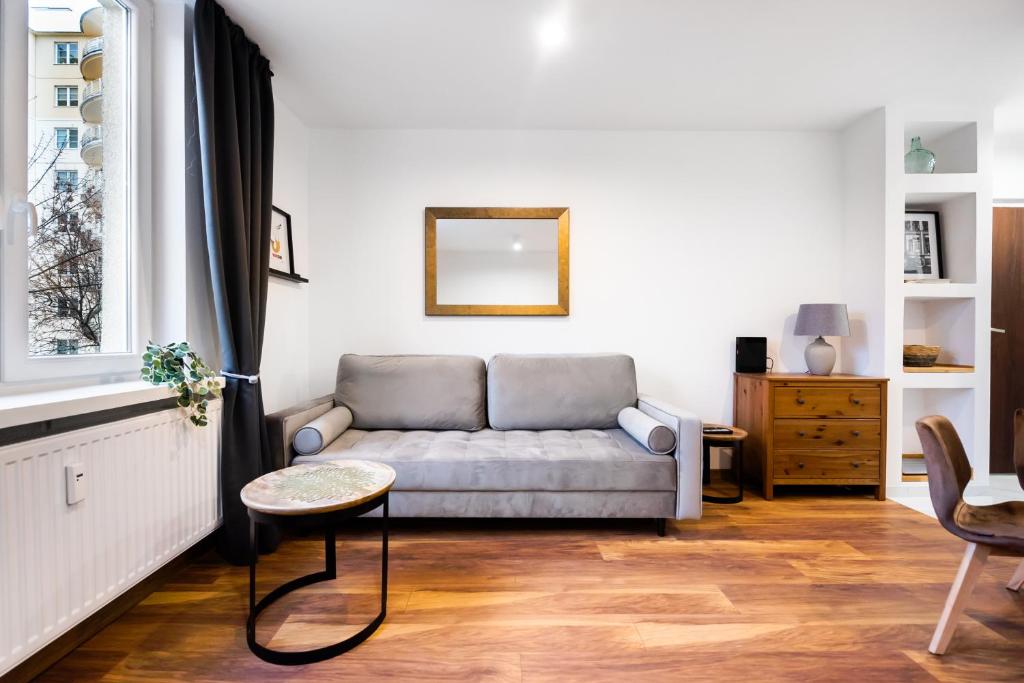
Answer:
[335, 354, 487, 430]
[487, 353, 637, 430]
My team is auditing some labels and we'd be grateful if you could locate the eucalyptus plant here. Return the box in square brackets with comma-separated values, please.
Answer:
[141, 341, 221, 427]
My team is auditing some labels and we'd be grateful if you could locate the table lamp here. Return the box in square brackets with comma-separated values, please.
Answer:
[794, 304, 850, 376]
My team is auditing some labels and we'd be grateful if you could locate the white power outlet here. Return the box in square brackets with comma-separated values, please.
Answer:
[65, 463, 85, 504]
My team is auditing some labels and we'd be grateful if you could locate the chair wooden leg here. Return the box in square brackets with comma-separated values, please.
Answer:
[1008, 558, 1024, 592]
[929, 542, 991, 655]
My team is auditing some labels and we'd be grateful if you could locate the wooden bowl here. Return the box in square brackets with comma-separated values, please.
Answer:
[903, 344, 941, 367]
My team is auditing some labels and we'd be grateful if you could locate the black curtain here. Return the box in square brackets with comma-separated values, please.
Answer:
[193, 0, 278, 564]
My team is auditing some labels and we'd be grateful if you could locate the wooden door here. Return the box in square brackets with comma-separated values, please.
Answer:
[991, 207, 1024, 473]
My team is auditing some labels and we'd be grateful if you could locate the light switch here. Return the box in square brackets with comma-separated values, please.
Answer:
[65, 463, 85, 504]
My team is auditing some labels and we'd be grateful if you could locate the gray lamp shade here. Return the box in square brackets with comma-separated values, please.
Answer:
[794, 303, 850, 337]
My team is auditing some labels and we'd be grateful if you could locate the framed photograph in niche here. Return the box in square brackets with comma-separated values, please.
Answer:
[269, 205, 308, 283]
[904, 210, 943, 280]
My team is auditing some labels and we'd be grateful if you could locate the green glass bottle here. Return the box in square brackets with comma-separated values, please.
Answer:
[905, 136, 936, 174]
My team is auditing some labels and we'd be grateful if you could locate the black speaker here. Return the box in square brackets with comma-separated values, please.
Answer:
[736, 337, 767, 373]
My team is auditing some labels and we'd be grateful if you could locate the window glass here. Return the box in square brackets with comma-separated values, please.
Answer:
[55, 41, 79, 64]
[55, 85, 79, 106]
[28, 1, 130, 357]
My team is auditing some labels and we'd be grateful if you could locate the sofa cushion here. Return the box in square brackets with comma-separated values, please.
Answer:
[293, 406, 353, 456]
[335, 354, 487, 430]
[292, 428, 675, 492]
[487, 353, 637, 430]
[618, 407, 677, 455]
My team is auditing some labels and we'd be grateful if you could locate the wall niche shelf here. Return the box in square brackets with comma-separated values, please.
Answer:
[903, 121, 978, 174]
[902, 387, 977, 474]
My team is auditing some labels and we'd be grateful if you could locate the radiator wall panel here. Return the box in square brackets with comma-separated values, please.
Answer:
[0, 404, 221, 676]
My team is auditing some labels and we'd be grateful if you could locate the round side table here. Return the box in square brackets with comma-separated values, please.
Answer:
[702, 424, 748, 504]
[240, 459, 396, 665]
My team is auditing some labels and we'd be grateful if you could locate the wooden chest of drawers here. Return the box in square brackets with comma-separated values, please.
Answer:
[733, 373, 889, 500]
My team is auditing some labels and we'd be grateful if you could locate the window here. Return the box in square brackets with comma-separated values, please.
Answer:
[55, 169, 78, 191]
[54, 41, 78, 64]
[55, 127, 78, 150]
[2, 0, 150, 382]
[55, 339, 79, 355]
[55, 85, 78, 107]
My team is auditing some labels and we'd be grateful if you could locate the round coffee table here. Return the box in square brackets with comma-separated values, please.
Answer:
[702, 424, 748, 504]
[241, 459, 396, 665]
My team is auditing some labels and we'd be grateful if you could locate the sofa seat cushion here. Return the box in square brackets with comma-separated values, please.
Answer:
[291, 428, 676, 492]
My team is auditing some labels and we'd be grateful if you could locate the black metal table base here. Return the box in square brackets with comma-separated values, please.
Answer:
[702, 439, 744, 504]
[247, 494, 389, 665]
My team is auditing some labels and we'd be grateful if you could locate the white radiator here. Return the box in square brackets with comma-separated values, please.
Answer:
[0, 403, 221, 676]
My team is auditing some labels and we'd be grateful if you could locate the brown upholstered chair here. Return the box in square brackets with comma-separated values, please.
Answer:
[916, 415, 1024, 655]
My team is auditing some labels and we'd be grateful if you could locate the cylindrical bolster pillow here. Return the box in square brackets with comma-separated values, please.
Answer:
[293, 406, 353, 456]
[618, 407, 677, 455]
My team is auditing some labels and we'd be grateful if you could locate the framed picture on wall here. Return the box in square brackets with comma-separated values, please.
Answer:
[269, 205, 308, 283]
[904, 210, 943, 280]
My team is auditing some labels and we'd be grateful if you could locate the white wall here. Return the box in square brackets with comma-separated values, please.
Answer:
[306, 130, 844, 422]
[260, 100, 311, 412]
[994, 101, 1024, 200]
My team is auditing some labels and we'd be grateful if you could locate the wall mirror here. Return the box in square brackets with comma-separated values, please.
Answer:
[425, 207, 569, 316]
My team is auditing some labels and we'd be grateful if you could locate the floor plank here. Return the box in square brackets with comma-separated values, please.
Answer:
[37, 493, 1024, 682]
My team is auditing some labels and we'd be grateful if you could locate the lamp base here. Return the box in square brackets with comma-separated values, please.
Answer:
[804, 336, 836, 376]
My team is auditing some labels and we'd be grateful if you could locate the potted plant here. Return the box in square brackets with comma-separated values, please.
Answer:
[141, 341, 221, 426]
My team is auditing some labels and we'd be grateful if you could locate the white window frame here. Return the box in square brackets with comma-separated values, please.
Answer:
[54, 126, 78, 149]
[1, 0, 154, 384]
[54, 84, 78, 107]
[54, 168, 78, 189]
[54, 40, 78, 65]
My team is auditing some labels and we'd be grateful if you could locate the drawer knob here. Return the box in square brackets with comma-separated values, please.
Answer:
[797, 462, 805, 469]
[851, 462, 861, 469]
[795, 398, 806, 405]
[798, 431, 806, 437]
[851, 430, 861, 437]
[850, 396, 862, 405]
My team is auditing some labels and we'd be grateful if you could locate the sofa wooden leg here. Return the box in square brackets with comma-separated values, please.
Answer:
[929, 542, 990, 655]
[1008, 558, 1024, 592]
[655, 518, 666, 537]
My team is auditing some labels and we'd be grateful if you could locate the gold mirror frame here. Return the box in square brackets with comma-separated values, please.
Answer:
[425, 207, 570, 316]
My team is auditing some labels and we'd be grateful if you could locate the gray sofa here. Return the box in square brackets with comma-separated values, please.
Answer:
[266, 353, 703, 526]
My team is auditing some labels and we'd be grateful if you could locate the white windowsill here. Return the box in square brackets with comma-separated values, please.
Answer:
[0, 379, 224, 431]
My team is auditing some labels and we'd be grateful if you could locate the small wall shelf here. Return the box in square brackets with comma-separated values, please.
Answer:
[903, 364, 974, 373]
[903, 282, 977, 300]
[901, 453, 928, 482]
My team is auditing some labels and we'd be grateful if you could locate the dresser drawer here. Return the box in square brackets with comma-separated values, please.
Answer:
[775, 451, 880, 479]
[773, 419, 881, 450]
[774, 386, 881, 418]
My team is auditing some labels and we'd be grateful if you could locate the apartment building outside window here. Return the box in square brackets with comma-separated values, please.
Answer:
[55, 85, 78, 106]
[54, 41, 78, 64]
[1, 0, 150, 381]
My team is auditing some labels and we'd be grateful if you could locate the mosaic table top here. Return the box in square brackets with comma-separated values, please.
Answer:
[240, 459, 396, 516]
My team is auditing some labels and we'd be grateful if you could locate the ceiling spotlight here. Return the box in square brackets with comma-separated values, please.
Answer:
[537, 15, 567, 50]
[512, 238, 524, 252]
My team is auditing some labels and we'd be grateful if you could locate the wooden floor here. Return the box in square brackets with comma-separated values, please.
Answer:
[40, 491, 1024, 682]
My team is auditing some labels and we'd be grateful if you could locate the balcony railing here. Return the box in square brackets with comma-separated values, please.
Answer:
[80, 125, 102, 168]
[79, 79, 103, 124]
[80, 38, 104, 81]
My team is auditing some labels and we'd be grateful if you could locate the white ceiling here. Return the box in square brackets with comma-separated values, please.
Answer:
[216, 0, 1024, 131]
